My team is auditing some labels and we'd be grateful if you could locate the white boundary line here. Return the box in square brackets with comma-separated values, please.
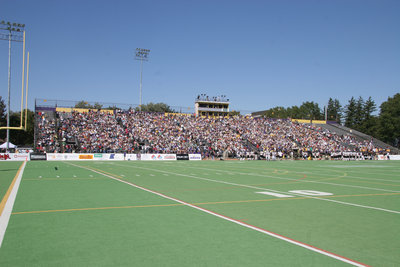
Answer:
[0, 161, 26, 247]
[113, 163, 400, 214]
[68, 162, 369, 267]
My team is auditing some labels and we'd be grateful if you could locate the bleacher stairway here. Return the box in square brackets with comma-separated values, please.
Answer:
[317, 123, 399, 154]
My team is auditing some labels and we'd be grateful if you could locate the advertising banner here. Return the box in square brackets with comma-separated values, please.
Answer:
[189, 154, 202, 160]
[30, 153, 47, 161]
[0, 153, 30, 161]
[141, 154, 177, 161]
[93, 153, 103, 160]
[389, 155, 400, 160]
[176, 154, 189, 160]
[125, 154, 137, 161]
[105, 153, 125, 160]
[377, 155, 386, 160]
[47, 153, 80, 161]
[78, 154, 94, 160]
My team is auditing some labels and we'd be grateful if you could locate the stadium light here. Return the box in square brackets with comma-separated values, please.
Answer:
[0, 20, 25, 151]
[135, 48, 150, 111]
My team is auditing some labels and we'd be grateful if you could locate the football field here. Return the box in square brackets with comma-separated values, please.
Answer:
[0, 160, 399, 266]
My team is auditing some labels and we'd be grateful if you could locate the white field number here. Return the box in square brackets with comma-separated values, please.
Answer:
[256, 190, 333, 198]
[289, 190, 333, 196]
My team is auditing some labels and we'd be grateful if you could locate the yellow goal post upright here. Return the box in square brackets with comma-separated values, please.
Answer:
[0, 21, 30, 141]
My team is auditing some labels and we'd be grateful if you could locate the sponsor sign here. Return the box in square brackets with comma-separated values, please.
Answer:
[0, 153, 29, 161]
[125, 154, 137, 161]
[30, 153, 47, 161]
[105, 153, 124, 160]
[0, 154, 11, 160]
[141, 154, 177, 161]
[47, 153, 80, 161]
[79, 154, 94, 160]
[163, 154, 177, 160]
[176, 154, 189, 160]
[189, 154, 202, 161]
[389, 155, 400, 160]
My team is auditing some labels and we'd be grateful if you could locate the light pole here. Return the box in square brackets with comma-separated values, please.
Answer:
[0, 20, 25, 151]
[135, 48, 150, 111]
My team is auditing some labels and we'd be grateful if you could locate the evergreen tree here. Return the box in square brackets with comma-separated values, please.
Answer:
[327, 98, 342, 123]
[360, 96, 377, 135]
[377, 93, 400, 147]
[0, 96, 6, 126]
[345, 97, 357, 128]
[354, 96, 364, 127]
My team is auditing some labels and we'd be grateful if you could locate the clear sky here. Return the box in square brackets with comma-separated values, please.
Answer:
[1, 0, 399, 114]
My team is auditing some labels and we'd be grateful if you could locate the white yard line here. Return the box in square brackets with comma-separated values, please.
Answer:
[67, 162, 369, 267]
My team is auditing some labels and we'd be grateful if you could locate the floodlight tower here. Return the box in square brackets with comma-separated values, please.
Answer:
[135, 48, 150, 111]
[0, 20, 25, 151]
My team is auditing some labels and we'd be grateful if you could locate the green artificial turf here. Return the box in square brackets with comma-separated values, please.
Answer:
[0, 160, 399, 266]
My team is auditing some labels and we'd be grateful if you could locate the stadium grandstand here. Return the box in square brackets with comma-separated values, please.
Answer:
[34, 98, 397, 160]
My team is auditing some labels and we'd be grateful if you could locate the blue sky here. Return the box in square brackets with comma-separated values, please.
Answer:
[1, 0, 399, 114]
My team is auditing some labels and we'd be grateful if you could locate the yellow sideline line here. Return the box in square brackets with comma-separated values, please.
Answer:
[12, 203, 183, 215]
[12, 192, 400, 215]
[24, 178, 105, 181]
[0, 162, 25, 217]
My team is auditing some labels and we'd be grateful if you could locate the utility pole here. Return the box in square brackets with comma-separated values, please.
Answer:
[135, 48, 150, 112]
[0, 20, 25, 151]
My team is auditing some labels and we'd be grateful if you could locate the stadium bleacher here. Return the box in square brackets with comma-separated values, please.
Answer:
[35, 108, 393, 160]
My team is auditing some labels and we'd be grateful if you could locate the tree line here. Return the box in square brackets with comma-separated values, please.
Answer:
[0, 96, 34, 146]
[260, 93, 399, 148]
[74, 100, 175, 113]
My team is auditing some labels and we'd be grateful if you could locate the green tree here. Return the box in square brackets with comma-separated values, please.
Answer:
[377, 93, 400, 147]
[9, 109, 34, 146]
[0, 96, 6, 126]
[93, 102, 103, 109]
[287, 105, 301, 119]
[299, 101, 323, 120]
[229, 110, 241, 116]
[74, 100, 93, 109]
[354, 96, 365, 127]
[136, 102, 175, 113]
[360, 96, 377, 135]
[327, 98, 342, 123]
[0, 96, 7, 141]
[263, 106, 289, 118]
[345, 97, 357, 128]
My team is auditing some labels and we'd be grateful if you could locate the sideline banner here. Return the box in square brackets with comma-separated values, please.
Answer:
[176, 154, 189, 160]
[125, 154, 137, 161]
[389, 155, 400, 160]
[0, 153, 30, 161]
[47, 153, 80, 161]
[189, 154, 202, 160]
[141, 154, 177, 161]
[79, 154, 94, 160]
[30, 153, 47, 161]
[106, 153, 125, 160]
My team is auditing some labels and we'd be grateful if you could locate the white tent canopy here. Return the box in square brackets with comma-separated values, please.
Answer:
[0, 142, 17, 149]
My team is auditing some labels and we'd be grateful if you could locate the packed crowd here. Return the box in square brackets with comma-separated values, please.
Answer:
[36, 109, 381, 159]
